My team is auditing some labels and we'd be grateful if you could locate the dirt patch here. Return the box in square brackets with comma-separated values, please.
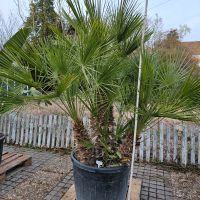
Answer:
[4, 171, 63, 200]
[42, 156, 72, 175]
[171, 172, 200, 200]
[147, 161, 200, 175]
[19, 103, 65, 115]
[3, 153, 73, 200]
[143, 162, 200, 200]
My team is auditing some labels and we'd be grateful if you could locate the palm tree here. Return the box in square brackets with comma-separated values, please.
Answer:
[121, 50, 200, 136]
[0, 0, 200, 167]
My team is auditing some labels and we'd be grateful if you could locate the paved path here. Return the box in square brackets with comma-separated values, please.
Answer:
[0, 145, 173, 200]
[133, 163, 173, 200]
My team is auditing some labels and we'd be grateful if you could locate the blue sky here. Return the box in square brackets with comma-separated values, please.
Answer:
[0, 0, 199, 41]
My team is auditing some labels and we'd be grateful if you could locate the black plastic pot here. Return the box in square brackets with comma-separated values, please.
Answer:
[0, 133, 5, 164]
[71, 153, 130, 200]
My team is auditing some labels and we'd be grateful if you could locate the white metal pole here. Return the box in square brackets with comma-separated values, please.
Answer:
[127, 0, 148, 199]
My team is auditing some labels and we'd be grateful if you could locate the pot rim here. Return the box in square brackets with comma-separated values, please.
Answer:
[71, 152, 129, 173]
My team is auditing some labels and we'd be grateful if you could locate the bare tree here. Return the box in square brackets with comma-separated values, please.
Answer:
[147, 14, 191, 48]
[147, 14, 165, 48]
[0, 12, 20, 49]
[13, 0, 29, 23]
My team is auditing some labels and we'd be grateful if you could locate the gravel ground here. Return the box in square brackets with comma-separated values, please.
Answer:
[41, 156, 72, 175]
[4, 171, 63, 200]
[152, 162, 200, 200]
[1, 148, 72, 200]
[171, 171, 200, 200]
[3, 145, 200, 200]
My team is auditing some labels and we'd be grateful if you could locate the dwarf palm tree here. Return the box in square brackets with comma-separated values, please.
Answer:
[0, 0, 200, 167]
[121, 50, 200, 136]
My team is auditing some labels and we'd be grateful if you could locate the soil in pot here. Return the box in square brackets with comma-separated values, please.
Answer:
[71, 153, 130, 200]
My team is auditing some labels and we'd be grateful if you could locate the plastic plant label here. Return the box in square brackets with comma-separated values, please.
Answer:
[96, 160, 103, 168]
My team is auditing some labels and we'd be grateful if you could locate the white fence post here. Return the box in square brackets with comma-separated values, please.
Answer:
[56, 115, 62, 148]
[190, 126, 195, 165]
[51, 115, 57, 148]
[159, 122, 164, 162]
[173, 125, 178, 163]
[152, 128, 157, 159]
[61, 116, 66, 148]
[3, 115, 8, 142]
[33, 116, 38, 147]
[25, 114, 30, 144]
[20, 114, 25, 146]
[146, 130, 150, 162]
[68, 118, 74, 148]
[139, 133, 144, 161]
[42, 115, 48, 147]
[16, 114, 21, 144]
[29, 115, 34, 145]
[7, 114, 12, 143]
[182, 125, 188, 166]
[47, 115, 53, 148]
[11, 114, 17, 143]
[66, 117, 71, 148]
[166, 125, 171, 161]
[37, 115, 43, 147]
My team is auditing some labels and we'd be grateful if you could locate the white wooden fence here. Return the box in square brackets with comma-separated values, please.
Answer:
[0, 112, 200, 166]
[138, 122, 200, 166]
[0, 112, 74, 149]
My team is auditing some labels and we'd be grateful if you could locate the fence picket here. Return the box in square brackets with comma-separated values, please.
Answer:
[70, 121, 74, 148]
[47, 115, 53, 148]
[173, 126, 178, 163]
[16, 114, 21, 144]
[190, 126, 195, 164]
[29, 115, 34, 145]
[20, 114, 25, 145]
[182, 125, 188, 166]
[51, 115, 57, 148]
[7, 115, 12, 143]
[159, 122, 164, 162]
[146, 130, 150, 162]
[153, 129, 157, 159]
[56, 116, 62, 148]
[61, 116, 66, 148]
[11, 114, 17, 143]
[3, 115, 7, 141]
[139, 133, 144, 161]
[42, 115, 48, 147]
[25, 114, 30, 144]
[166, 125, 171, 161]
[33, 116, 38, 147]
[37, 115, 43, 147]
[66, 118, 71, 148]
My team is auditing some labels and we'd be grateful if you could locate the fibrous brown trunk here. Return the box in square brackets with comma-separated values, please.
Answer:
[73, 120, 94, 165]
[119, 131, 133, 164]
[90, 117, 103, 160]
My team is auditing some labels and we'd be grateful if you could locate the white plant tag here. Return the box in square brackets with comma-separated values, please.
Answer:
[96, 160, 103, 168]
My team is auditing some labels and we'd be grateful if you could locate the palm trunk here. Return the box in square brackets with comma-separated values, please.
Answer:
[90, 117, 103, 160]
[119, 131, 133, 164]
[73, 120, 94, 165]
